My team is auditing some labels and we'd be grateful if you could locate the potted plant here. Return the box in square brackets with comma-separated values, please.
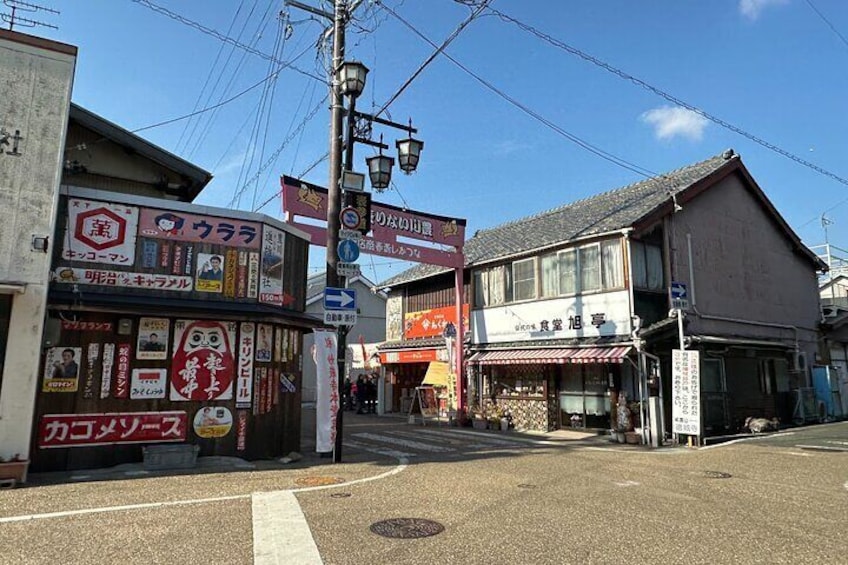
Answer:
[471, 409, 488, 430]
[0, 454, 29, 485]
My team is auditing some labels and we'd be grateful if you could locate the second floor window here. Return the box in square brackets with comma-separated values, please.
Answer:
[541, 239, 623, 297]
[631, 240, 663, 291]
[510, 258, 536, 302]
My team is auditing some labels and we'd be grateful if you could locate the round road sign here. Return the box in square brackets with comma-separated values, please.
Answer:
[340, 207, 361, 230]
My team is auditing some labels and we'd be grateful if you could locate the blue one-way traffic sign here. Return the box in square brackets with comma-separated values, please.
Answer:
[324, 287, 356, 310]
[670, 281, 688, 309]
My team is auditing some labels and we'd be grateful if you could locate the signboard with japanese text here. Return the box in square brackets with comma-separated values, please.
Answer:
[247, 252, 260, 299]
[313, 329, 338, 453]
[405, 304, 470, 339]
[42, 347, 81, 393]
[138, 208, 261, 249]
[471, 291, 631, 344]
[38, 411, 187, 448]
[115, 343, 131, 398]
[52, 267, 193, 292]
[236, 322, 255, 409]
[195, 253, 224, 293]
[170, 320, 236, 401]
[259, 225, 285, 306]
[82, 343, 100, 399]
[61, 320, 113, 332]
[137, 318, 170, 360]
[193, 406, 233, 438]
[236, 410, 248, 451]
[101, 344, 115, 399]
[256, 324, 273, 362]
[282, 176, 465, 269]
[62, 198, 139, 265]
[130, 368, 167, 400]
[672, 349, 701, 436]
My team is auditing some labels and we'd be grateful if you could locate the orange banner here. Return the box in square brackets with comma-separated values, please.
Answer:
[404, 304, 469, 339]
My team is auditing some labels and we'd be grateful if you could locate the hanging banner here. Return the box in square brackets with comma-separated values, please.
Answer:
[170, 320, 236, 401]
[259, 225, 285, 306]
[236, 322, 255, 409]
[42, 347, 81, 393]
[313, 329, 338, 453]
[115, 343, 131, 398]
[137, 317, 170, 360]
[130, 368, 168, 399]
[100, 343, 115, 399]
[62, 198, 139, 266]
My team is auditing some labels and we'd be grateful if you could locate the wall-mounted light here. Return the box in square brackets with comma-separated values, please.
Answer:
[31, 235, 49, 253]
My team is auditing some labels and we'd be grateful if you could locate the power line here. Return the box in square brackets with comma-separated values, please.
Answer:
[130, 0, 324, 82]
[805, 0, 848, 51]
[488, 5, 848, 189]
[379, 2, 659, 179]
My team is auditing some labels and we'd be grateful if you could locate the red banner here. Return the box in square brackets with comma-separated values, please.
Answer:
[379, 348, 441, 364]
[236, 410, 248, 451]
[38, 411, 187, 448]
[404, 304, 470, 339]
[115, 343, 131, 398]
[281, 176, 465, 269]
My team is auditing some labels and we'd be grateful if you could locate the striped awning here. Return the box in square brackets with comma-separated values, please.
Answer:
[467, 346, 631, 365]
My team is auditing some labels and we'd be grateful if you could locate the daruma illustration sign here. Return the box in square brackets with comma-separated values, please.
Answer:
[281, 176, 465, 269]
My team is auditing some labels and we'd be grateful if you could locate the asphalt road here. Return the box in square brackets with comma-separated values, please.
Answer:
[2, 415, 846, 565]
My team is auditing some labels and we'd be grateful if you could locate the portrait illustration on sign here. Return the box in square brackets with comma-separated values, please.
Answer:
[137, 317, 170, 360]
[195, 253, 224, 293]
[256, 324, 273, 362]
[42, 347, 82, 393]
[170, 320, 236, 401]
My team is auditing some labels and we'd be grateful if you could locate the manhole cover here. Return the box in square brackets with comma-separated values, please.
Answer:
[295, 476, 346, 487]
[370, 518, 445, 539]
[330, 492, 352, 498]
[517, 483, 537, 489]
[701, 471, 732, 479]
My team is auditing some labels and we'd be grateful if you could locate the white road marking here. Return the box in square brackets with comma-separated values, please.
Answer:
[440, 428, 555, 446]
[407, 428, 525, 448]
[843, 481, 848, 492]
[352, 432, 455, 453]
[253, 490, 322, 565]
[825, 440, 848, 446]
[614, 480, 640, 487]
[795, 444, 848, 452]
[344, 440, 416, 459]
[699, 431, 796, 450]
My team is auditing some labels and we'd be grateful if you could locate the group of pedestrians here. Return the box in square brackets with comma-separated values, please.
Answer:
[343, 373, 378, 414]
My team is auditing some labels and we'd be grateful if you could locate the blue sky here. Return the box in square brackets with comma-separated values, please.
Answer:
[30, 0, 848, 283]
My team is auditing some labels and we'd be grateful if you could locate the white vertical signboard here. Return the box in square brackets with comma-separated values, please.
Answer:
[313, 329, 339, 453]
[672, 349, 701, 436]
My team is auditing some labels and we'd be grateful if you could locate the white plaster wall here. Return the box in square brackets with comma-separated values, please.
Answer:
[0, 34, 75, 462]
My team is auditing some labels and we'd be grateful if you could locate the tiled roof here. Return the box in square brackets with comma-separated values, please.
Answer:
[381, 150, 737, 287]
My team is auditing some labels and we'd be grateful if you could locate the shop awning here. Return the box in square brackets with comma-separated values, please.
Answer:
[467, 346, 631, 365]
[422, 361, 451, 386]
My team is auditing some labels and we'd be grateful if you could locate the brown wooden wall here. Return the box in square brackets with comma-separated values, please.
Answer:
[31, 312, 303, 472]
[403, 271, 470, 313]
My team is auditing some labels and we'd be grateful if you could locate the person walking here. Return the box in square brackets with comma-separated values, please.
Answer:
[343, 376, 353, 411]
[355, 375, 366, 414]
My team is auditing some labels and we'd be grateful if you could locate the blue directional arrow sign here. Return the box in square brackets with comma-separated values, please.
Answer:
[670, 281, 687, 300]
[337, 238, 360, 263]
[324, 287, 356, 310]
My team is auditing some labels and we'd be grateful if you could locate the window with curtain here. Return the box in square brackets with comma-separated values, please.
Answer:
[511, 258, 536, 301]
[631, 241, 647, 289]
[473, 266, 507, 307]
[646, 244, 663, 290]
[473, 269, 488, 307]
[541, 253, 559, 297]
[579, 245, 600, 292]
[559, 248, 577, 295]
[631, 240, 663, 290]
[601, 239, 624, 289]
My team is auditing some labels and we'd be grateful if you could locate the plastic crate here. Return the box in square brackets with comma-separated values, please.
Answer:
[142, 444, 199, 470]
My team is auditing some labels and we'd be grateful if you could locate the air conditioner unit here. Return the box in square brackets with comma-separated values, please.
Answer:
[792, 351, 808, 373]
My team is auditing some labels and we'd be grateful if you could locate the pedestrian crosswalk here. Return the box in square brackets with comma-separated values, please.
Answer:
[345, 427, 544, 460]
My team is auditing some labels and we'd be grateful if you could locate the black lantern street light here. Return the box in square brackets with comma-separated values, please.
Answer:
[365, 137, 394, 191]
[338, 60, 368, 98]
[396, 121, 424, 175]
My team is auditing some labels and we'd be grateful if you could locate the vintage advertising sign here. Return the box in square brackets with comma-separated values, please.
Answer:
[274, 327, 283, 363]
[42, 347, 81, 393]
[236, 252, 248, 298]
[259, 225, 285, 306]
[52, 267, 193, 292]
[101, 343, 115, 399]
[115, 343, 131, 398]
[62, 198, 139, 266]
[247, 252, 259, 299]
[405, 304, 470, 339]
[470, 290, 632, 344]
[236, 410, 248, 451]
[38, 411, 187, 448]
[138, 208, 261, 249]
[82, 343, 100, 399]
[672, 349, 701, 436]
[236, 322, 255, 409]
[282, 176, 465, 269]
[61, 320, 113, 332]
[170, 320, 236, 401]
[280, 372, 296, 393]
[193, 406, 233, 438]
[130, 368, 167, 399]
[137, 317, 169, 360]
[224, 249, 237, 298]
[256, 324, 273, 362]
[379, 348, 442, 364]
[313, 329, 338, 453]
[195, 253, 224, 293]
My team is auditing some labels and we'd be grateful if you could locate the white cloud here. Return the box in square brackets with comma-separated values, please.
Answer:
[640, 106, 709, 142]
[739, 0, 788, 21]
